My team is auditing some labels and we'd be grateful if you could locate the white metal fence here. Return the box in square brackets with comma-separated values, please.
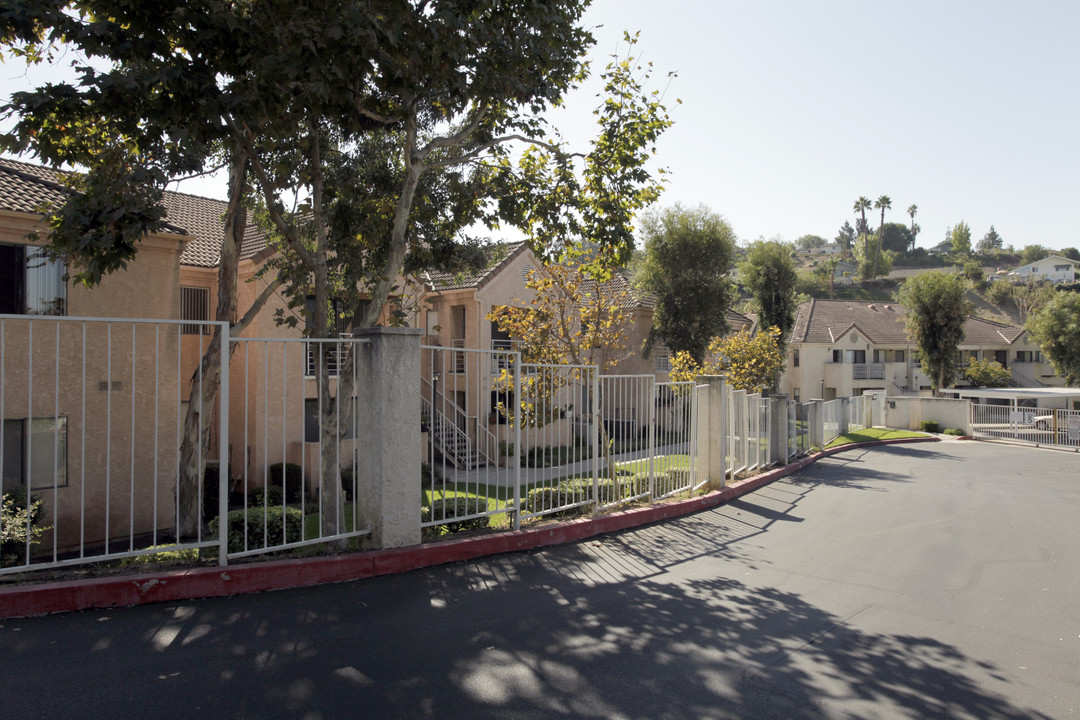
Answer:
[4, 313, 890, 576]
[969, 404, 1080, 451]
[0, 315, 228, 574]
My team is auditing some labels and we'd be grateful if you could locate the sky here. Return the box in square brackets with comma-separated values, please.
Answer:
[2, 0, 1078, 252]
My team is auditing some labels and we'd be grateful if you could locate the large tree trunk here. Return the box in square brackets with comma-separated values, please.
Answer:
[176, 146, 247, 538]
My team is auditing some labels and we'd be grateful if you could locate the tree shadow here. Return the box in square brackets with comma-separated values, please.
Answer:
[0, 520, 1057, 720]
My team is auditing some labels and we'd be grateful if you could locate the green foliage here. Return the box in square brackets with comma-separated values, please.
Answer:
[896, 271, 973, 392]
[739, 239, 798, 349]
[835, 221, 856, 251]
[1021, 244, 1052, 265]
[943, 428, 965, 436]
[985, 280, 1014, 306]
[1, 490, 48, 565]
[795, 234, 827, 251]
[977, 226, 1003, 254]
[1026, 292, 1080, 384]
[209, 506, 305, 554]
[522, 442, 593, 468]
[853, 233, 894, 280]
[119, 545, 201, 567]
[249, 485, 286, 508]
[879, 222, 913, 254]
[962, 359, 1012, 388]
[421, 497, 490, 534]
[949, 221, 972, 257]
[268, 463, 306, 504]
[635, 203, 737, 363]
[962, 259, 986, 289]
[919, 421, 941, 433]
[1061, 247, 1080, 262]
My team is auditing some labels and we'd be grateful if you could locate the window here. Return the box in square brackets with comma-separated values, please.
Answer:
[0, 244, 66, 316]
[305, 297, 367, 377]
[1031, 266, 1038, 273]
[2, 417, 67, 489]
[180, 286, 210, 335]
[793, 388, 800, 403]
[792, 349, 800, 367]
[1016, 350, 1041, 363]
[425, 309, 440, 336]
[654, 350, 672, 373]
[832, 349, 842, 363]
[304, 398, 358, 442]
[895, 350, 905, 363]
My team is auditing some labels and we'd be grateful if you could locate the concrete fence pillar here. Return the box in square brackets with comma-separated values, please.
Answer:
[695, 375, 728, 490]
[354, 326, 423, 550]
[768, 396, 789, 465]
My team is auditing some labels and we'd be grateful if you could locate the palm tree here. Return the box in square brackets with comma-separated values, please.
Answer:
[853, 196, 871, 274]
[853, 196, 871, 239]
[907, 204, 918, 252]
[871, 195, 891, 279]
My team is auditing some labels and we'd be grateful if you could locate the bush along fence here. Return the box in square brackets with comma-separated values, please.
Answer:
[1, 314, 879, 576]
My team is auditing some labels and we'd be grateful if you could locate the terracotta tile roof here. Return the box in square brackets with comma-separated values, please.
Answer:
[422, 241, 529, 291]
[0, 156, 268, 268]
[791, 298, 1025, 346]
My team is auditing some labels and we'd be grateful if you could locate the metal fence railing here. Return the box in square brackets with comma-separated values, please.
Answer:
[969, 404, 1080, 451]
[1, 315, 229, 575]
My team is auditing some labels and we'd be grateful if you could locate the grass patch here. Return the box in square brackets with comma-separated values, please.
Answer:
[826, 427, 928, 448]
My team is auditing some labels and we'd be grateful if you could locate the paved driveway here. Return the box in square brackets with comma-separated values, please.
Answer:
[1, 441, 1077, 719]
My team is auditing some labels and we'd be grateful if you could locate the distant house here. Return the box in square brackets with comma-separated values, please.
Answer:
[928, 240, 953, 256]
[779, 298, 1062, 403]
[1006, 255, 1079, 284]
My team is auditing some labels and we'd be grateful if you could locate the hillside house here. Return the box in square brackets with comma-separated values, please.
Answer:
[1006, 255, 1079, 284]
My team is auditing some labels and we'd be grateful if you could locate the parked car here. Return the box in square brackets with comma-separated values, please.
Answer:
[1031, 414, 1054, 430]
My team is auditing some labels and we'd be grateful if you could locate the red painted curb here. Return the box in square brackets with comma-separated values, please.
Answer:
[0, 436, 940, 619]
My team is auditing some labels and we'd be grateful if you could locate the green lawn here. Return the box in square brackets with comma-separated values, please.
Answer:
[826, 427, 927, 448]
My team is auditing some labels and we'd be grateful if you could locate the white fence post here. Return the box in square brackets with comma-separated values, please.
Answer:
[217, 322, 230, 566]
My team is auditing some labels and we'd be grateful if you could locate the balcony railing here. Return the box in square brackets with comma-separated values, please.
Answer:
[852, 362, 885, 380]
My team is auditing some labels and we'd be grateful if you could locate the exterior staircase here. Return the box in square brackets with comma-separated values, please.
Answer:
[424, 396, 483, 470]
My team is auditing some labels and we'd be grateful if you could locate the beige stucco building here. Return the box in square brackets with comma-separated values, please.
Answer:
[780, 298, 1063, 404]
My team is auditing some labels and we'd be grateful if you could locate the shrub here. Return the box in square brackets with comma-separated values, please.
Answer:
[209, 505, 305, 554]
[120, 544, 201, 566]
[421, 497, 489, 534]
[420, 462, 445, 487]
[1, 490, 48, 567]
[248, 485, 285, 507]
[943, 427, 965, 436]
[268, 463, 305, 504]
[920, 420, 941, 433]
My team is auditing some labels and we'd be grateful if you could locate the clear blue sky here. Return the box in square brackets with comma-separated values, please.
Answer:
[3, 1, 1077, 252]
[558, 0, 1080, 251]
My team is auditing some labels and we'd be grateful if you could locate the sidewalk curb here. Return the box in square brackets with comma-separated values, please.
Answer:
[0, 436, 939, 619]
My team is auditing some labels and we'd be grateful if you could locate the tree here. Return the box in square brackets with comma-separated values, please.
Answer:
[1, 0, 601, 535]
[949, 221, 972, 257]
[962, 359, 1012, 388]
[739, 239, 798, 353]
[977, 226, 1003, 254]
[795, 234, 827, 251]
[669, 327, 784, 393]
[1010, 281, 1056, 322]
[872, 195, 891, 272]
[853, 233, 894, 280]
[1021, 244, 1052, 265]
[635, 203, 737, 363]
[853, 196, 871, 246]
[895, 271, 973, 394]
[488, 260, 632, 370]
[1061, 247, 1080, 262]
[907, 204, 919, 251]
[879, 222, 913, 254]
[1027, 292, 1080, 384]
[835, 221, 856, 252]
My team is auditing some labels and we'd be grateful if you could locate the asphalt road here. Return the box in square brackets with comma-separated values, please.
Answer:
[2, 440, 1078, 719]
